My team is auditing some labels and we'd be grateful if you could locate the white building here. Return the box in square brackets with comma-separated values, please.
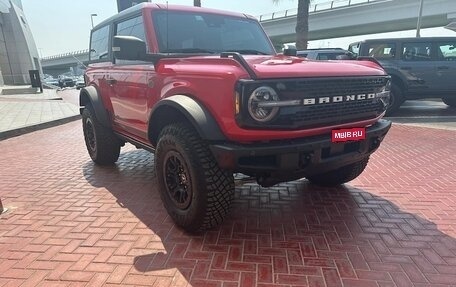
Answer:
[0, 0, 40, 85]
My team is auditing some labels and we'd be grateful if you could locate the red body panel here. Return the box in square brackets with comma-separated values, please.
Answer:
[87, 55, 386, 143]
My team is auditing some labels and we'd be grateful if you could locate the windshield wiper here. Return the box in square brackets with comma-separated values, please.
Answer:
[225, 49, 269, 55]
[162, 48, 216, 54]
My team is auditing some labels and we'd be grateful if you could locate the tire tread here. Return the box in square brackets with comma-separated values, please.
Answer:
[82, 106, 121, 165]
[156, 123, 234, 232]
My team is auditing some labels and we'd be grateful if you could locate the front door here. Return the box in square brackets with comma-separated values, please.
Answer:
[108, 65, 155, 140]
[398, 41, 436, 95]
[108, 13, 154, 140]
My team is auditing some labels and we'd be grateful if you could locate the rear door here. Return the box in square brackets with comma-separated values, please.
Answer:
[109, 14, 156, 140]
[434, 41, 456, 92]
[398, 41, 436, 94]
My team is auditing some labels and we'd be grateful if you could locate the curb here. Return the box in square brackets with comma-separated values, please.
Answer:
[0, 115, 81, 141]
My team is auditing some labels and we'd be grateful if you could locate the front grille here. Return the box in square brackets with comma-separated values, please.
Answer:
[239, 76, 389, 130]
[275, 98, 383, 128]
[282, 77, 387, 99]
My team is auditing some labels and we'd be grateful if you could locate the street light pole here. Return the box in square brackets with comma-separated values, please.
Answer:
[91, 13, 97, 29]
[416, 0, 424, 37]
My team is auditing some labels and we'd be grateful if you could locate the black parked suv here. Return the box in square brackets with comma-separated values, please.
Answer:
[349, 37, 456, 114]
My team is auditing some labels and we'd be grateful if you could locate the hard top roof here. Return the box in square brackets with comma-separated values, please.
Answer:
[297, 48, 351, 54]
[350, 36, 456, 45]
[93, 3, 253, 31]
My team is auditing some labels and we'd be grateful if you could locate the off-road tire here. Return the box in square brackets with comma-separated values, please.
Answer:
[307, 157, 369, 187]
[82, 105, 121, 165]
[155, 123, 234, 233]
[442, 98, 456, 108]
[385, 83, 404, 116]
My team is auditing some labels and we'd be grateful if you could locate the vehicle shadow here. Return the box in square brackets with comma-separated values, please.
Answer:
[83, 148, 456, 286]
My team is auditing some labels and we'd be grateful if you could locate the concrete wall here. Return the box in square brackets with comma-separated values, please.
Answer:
[0, 17, 8, 85]
[0, 0, 40, 85]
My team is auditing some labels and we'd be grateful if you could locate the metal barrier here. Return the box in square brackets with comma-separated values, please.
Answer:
[41, 49, 90, 61]
[258, 0, 387, 21]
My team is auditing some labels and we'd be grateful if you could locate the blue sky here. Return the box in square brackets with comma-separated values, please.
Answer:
[21, 0, 455, 57]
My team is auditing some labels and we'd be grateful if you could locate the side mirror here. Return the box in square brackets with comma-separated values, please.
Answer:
[113, 35, 146, 61]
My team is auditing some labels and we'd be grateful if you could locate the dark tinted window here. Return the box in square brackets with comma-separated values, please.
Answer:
[116, 15, 146, 44]
[317, 52, 346, 60]
[152, 11, 274, 55]
[401, 42, 432, 61]
[90, 25, 110, 60]
[367, 43, 396, 59]
[437, 42, 456, 61]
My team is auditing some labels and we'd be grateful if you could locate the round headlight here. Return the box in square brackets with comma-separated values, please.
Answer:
[248, 86, 280, 122]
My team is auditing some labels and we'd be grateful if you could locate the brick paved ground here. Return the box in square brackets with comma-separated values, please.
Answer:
[1, 122, 456, 287]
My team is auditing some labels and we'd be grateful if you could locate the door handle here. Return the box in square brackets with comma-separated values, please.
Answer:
[400, 67, 411, 70]
[437, 66, 449, 70]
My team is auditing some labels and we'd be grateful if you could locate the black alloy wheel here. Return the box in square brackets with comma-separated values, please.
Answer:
[84, 117, 97, 154]
[163, 151, 193, 210]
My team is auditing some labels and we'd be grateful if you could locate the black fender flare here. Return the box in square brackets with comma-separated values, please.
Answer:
[148, 95, 226, 145]
[79, 85, 111, 128]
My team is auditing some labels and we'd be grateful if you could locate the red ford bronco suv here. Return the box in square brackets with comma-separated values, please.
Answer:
[80, 4, 392, 232]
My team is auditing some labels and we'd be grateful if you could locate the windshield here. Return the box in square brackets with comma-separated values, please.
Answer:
[152, 11, 275, 55]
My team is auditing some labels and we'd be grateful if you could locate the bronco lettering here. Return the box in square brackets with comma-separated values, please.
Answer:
[303, 92, 381, 106]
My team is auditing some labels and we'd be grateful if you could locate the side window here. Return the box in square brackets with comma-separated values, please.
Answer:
[437, 42, 456, 61]
[116, 15, 147, 48]
[348, 43, 360, 56]
[401, 42, 432, 61]
[367, 43, 396, 59]
[90, 25, 110, 61]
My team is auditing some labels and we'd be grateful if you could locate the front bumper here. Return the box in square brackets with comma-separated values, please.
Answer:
[210, 119, 391, 180]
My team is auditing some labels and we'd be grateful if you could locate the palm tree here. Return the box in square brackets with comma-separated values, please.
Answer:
[194, 0, 201, 7]
[273, 0, 311, 50]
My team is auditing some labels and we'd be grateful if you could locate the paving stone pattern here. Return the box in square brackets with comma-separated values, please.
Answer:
[0, 90, 79, 133]
[0, 122, 456, 286]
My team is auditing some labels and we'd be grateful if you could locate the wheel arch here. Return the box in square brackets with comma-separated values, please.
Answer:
[148, 95, 226, 146]
[79, 85, 111, 128]
[384, 69, 407, 93]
